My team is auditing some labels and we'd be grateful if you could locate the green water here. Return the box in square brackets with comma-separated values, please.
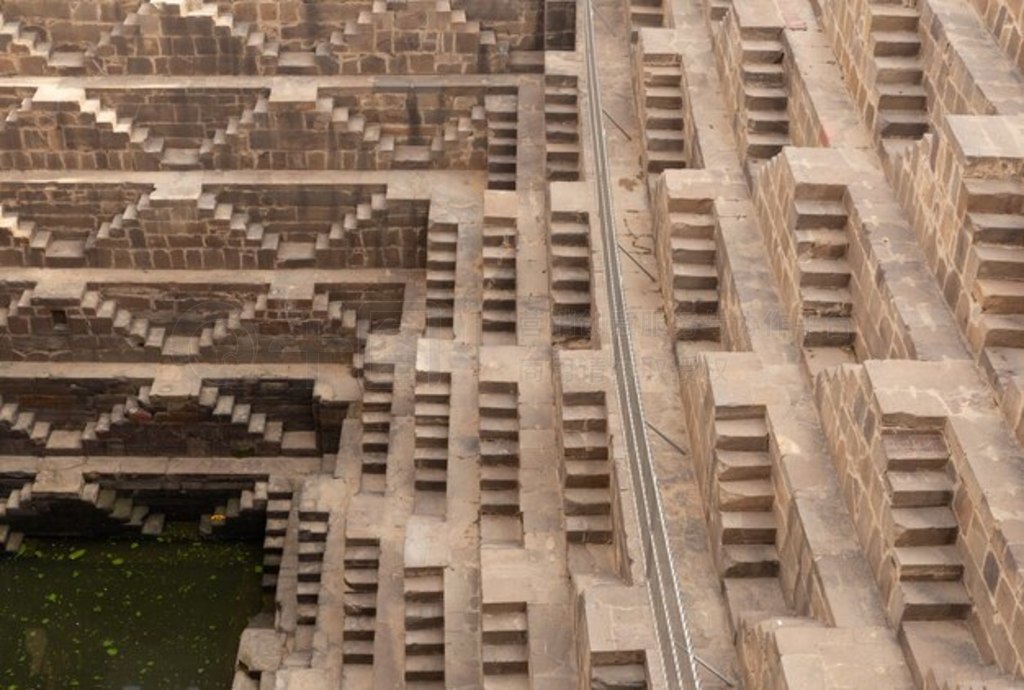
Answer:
[0, 525, 268, 690]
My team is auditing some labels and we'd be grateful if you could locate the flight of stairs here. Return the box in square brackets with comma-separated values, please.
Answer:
[404, 566, 446, 687]
[665, 201, 721, 344]
[793, 194, 856, 352]
[82, 483, 167, 535]
[200, 481, 268, 538]
[549, 211, 594, 345]
[295, 507, 329, 626]
[360, 364, 395, 493]
[261, 487, 292, 591]
[877, 430, 1019, 687]
[413, 372, 452, 506]
[198, 385, 315, 455]
[712, 408, 779, 580]
[964, 178, 1024, 350]
[485, 93, 518, 191]
[342, 537, 381, 665]
[0, 479, 166, 547]
[67, 284, 265, 362]
[482, 602, 529, 678]
[630, 0, 666, 35]
[482, 209, 517, 343]
[479, 382, 522, 543]
[868, 1, 929, 155]
[560, 391, 613, 544]
[0, 14, 87, 73]
[738, 27, 790, 173]
[425, 220, 457, 338]
[639, 52, 687, 173]
[544, 75, 581, 182]
[880, 431, 966, 623]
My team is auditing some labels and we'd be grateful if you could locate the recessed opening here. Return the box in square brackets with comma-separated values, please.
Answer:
[51, 309, 68, 331]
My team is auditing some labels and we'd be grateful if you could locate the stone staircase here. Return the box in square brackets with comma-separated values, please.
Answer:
[0, 479, 166, 547]
[868, 1, 929, 155]
[880, 431, 965, 623]
[964, 178, 1024, 349]
[737, 26, 790, 172]
[342, 537, 381, 665]
[296, 504, 329, 626]
[876, 430, 1023, 687]
[630, 0, 666, 35]
[544, 75, 581, 182]
[97, 0, 270, 74]
[261, 485, 291, 590]
[792, 193, 856, 354]
[360, 364, 395, 493]
[481, 207, 517, 343]
[712, 408, 779, 583]
[413, 372, 452, 507]
[549, 210, 594, 345]
[485, 93, 518, 191]
[482, 602, 529, 679]
[404, 566, 446, 687]
[200, 481, 269, 538]
[665, 200, 721, 344]
[425, 220, 457, 338]
[638, 50, 687, 173]
[0, 12, 88, 74]
[479, 382, 522, 544]
[81, 288, 265, 361]
[560, 391, 613, 544]
[197, 385, 314, 455]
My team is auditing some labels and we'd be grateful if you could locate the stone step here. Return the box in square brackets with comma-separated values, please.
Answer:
[564, 459, 610, 488]
[714, 417, 769, 451]
[874, 56, 923, 85]
[716, 450, 772, 481]
[745, 131, 789, 159]
[878, 83, 927, 111]
[897, 580, 971, 621]
[870, 5, 920, 33]
[482, 644, 529, 674]
[802, 315, 856, 348]
[742, 62, 785, 87]
[719, 511, 776, 545]
[742, 39, 785, 63]
[882, 432, 949, 471]
[872, 30, 921, 57]
[565, 514, 614, 543]
[895, 545, 964, 582]
[890, 506, 959, 547]
[879, 109, 929, 139]
[799, 258, 851, 288]
[720, 544, 780, 578]
[794, 199, 847, 229]
[673, 262, 717, 289]
[717, 478, 774, 511]
[899, 620, 1017, 687]
[796, 228, 849, 259]
[744, 86, 788, 111]
[564, 487, 611, 515]
[674, 288, 719, 315]
[966, 212, 1024, 245]
[886, 470, 954, 508]
[801, 286, 853, 317]
[747, 109, 790, 135]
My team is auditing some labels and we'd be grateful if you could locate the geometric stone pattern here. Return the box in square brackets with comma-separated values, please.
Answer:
[4, 0, 1024, 688]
